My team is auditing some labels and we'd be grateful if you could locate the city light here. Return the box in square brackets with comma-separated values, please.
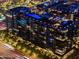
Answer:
[0, 0, 79, 59]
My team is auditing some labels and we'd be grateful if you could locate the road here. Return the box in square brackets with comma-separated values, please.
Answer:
[0, 41, 30, 59]
[0, 22, 7, 30]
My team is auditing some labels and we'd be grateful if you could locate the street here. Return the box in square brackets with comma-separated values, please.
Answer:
[0, 41, 29, 59]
